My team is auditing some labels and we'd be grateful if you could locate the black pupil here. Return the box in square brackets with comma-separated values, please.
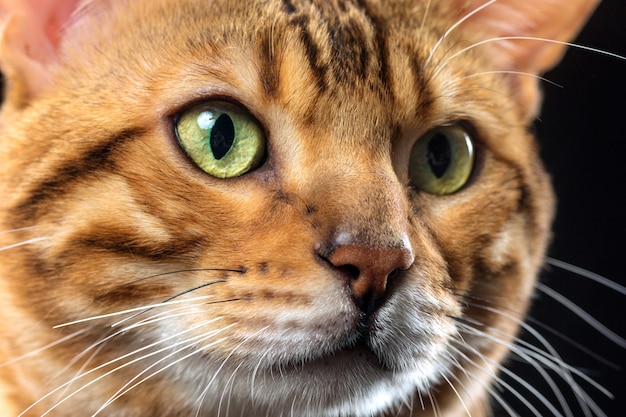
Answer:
[427, 133, 451, 178]
[210, 114, 235, 160]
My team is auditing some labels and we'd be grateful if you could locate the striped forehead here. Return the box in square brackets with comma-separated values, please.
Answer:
[276, 0, 392, 95]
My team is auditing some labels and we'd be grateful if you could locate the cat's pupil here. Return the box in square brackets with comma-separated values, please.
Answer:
[210, 114, 235, 160]
[427, 134, 451, 178]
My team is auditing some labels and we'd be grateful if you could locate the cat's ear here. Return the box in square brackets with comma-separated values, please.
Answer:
[0, 0, 82, 108]
[449, 0, 599, 119]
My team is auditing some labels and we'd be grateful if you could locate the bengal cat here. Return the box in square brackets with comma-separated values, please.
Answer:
[0, 0, 621, 416]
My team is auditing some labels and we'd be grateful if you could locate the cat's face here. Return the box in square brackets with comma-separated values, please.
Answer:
[0, 0, 597, 416]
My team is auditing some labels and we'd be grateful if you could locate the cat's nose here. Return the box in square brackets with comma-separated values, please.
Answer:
[327, 243, 414, 315]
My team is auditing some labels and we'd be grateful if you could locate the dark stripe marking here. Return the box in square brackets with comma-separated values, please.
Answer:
[74, 233, 201, 262]
[355, 0, 392, 96]
[15, 128, 143, 221]
[289, 14, 328, 93]
[258, 27, 280, 97]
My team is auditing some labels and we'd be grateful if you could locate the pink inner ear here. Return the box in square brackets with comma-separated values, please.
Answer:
[449, 0, 599, 74]
[34, 0, 84, 50]
[1, 0, 83, 61]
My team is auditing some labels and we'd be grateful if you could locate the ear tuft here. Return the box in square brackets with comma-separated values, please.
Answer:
[0, 0, 83, 107]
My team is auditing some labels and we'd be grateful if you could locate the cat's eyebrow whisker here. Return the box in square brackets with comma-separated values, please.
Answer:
[432, 36, 626, 80]
[535, 283, 626, 348]
[458, 70, 563, 87]
[430, 84, 518, 113]
[425, 0, 499, 68]
[416, 0, 432, 48]
[546, 257, 626, 295]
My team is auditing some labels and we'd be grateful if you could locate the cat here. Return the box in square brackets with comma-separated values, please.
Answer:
[0, 0, 622, 416]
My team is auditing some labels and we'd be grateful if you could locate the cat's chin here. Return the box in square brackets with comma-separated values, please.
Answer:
[175, 281, 458, 415]
[278, 352, 442, 417]
[181, 334, 448, 417]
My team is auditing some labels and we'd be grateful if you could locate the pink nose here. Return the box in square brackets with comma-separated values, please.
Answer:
[327, 243, 414, 313]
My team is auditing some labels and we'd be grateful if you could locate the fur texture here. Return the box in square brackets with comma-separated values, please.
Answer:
[0, 0, 600, 416]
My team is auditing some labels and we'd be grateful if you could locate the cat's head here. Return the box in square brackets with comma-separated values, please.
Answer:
[0, 0, 596, 416]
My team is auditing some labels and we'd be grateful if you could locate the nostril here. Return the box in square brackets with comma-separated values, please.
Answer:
[321, 243, 414, 315]
[336, 264, 360, 281]
[387, 268, 401, 281]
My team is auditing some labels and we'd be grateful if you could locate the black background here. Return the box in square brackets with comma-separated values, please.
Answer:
[500, 0, 626, 416]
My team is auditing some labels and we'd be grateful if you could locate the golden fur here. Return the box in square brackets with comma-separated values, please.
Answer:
[0, 0, 598, 416]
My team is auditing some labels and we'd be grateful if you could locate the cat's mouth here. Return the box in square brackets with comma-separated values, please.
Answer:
[316, 330, 393, 371]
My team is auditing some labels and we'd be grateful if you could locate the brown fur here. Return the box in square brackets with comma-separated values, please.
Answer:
[0, 0, 597, 416]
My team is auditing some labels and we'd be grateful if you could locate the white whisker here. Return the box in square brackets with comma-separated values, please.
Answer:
[460, 312, 607, 395]
[0, 237, 47, 252]
[94, 331, 234, 416]
[20, 319, 229, 417]
[249, 347, 272, 402]
[425, 0, 499, 67]
[456, 321, 574, 417]
[449, 341, 537, 417]
[439, 365, 472, 416]
[0, 329, 86, 368]
[0, 225, 41, 234]
[53, 295, 216, 328]
[459, 70, 562, 87]
[416, 0, 432, 47]
[432, 36, 626, 80]
[57, 342, 107, 403]
[457, 302, 612, 417]
[196, 325, 271, 416]
[448, 343, 522, 417]
[536, 283, 626, 348]
[216, 358, 246, 417]
[546, 257, 626, 295]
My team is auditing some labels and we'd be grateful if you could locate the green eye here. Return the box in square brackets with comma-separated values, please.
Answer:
[175, 101, 266, 178]
[409, 125, 474, 195]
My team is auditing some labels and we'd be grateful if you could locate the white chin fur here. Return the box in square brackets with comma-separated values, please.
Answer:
[176, 293, 455, 416]
[179, 346, 449, 417]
